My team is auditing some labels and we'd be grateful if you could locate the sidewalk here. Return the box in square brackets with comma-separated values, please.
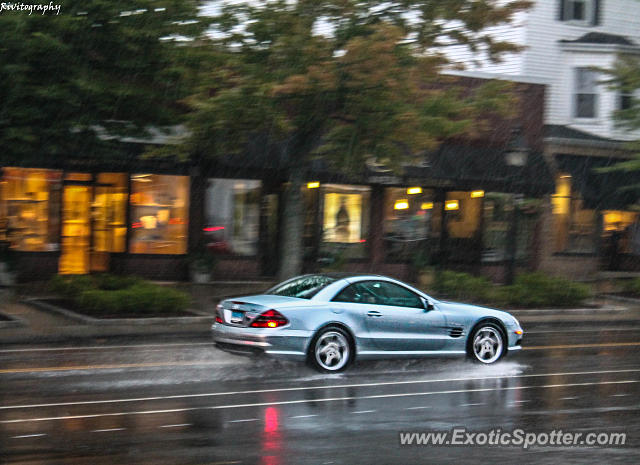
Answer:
[2, 285, 640, 345]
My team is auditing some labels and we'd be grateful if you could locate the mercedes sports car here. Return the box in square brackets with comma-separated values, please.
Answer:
[212, 274, 523, 372]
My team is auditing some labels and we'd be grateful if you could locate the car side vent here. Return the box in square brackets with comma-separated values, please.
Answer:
[448, 327, 464, 338]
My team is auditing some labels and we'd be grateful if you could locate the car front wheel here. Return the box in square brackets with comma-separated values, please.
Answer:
[309, 327, 353, 372]
[468, 323, 505, 364]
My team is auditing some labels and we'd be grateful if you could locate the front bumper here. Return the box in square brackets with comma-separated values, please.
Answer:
[211, 323, 311, 360]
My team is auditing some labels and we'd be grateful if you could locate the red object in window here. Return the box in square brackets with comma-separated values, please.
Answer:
[203, 226, 225, 232]
[249, 309, 288, 328]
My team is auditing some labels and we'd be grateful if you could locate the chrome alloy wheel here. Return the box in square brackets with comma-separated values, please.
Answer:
[472, 326, 504, 364]
[315, 330, 350, 371]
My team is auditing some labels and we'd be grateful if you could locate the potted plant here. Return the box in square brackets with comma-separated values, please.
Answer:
[189, 246, 216, 284]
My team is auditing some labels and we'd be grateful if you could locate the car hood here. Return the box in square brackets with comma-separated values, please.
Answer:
[436, 300, 516, 325]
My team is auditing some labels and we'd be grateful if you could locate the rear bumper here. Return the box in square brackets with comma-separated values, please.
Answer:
[211, 323, 310, 361]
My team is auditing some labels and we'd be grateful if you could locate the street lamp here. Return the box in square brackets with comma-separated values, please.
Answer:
[504, 127, 530, 285]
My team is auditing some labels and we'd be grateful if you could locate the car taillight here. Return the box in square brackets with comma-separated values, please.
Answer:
[215, 304, 224, 324]
[250, 309, 288, 328]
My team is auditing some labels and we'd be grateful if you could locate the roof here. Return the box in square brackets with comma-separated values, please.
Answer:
[545, 125, 624, 143]
[560, 32, 635, 46]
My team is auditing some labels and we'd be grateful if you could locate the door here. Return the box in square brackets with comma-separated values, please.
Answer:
[334, 280, 446, 351]
[59, 184, 91, 274]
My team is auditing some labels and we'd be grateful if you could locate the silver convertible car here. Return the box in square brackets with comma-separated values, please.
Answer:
[212, 274, 523, 372]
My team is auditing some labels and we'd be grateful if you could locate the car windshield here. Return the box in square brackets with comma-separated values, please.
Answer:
[267, 275, 338, 299]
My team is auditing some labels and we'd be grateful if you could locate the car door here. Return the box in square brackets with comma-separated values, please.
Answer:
[333, 280, 447, 351]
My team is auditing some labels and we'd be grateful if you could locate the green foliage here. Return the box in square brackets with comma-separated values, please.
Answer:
[433, 270, 493, 302]
[48, 274, 190, 314]
[621, 277, 640, 295]
[0, 1, 212, 164]
[433, 271, 590, 308]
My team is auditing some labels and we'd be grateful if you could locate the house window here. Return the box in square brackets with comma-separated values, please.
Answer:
[552, 174, 596, 253]
[0, 167, 62, 251]
[559, 0, 598, 24]
[574, 68, 598, 119]
[129, 174, 189, 254]
[205, 178, 261, 256]
[619, 91, 633, 111]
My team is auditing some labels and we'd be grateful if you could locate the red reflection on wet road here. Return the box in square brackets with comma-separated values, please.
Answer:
[261, 407, 283, 465]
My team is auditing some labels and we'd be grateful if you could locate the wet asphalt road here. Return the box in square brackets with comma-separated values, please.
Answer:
[1, 322, 639, 464]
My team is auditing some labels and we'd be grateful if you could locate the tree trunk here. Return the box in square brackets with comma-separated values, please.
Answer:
[278, 169, 305, 281]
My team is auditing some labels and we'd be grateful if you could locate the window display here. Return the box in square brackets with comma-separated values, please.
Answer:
[1, 167, 62, 251]
[320, 184, 370, 259]
[205, 179, 261, 256]
[383, 187, 434, 261]
[130, 174, 189, 254]
[552, 174, 596, 253]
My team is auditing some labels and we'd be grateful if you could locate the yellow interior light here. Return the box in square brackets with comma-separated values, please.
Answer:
[407, 187, 422, 195]
[445, 200, 459, 211]
[421, 202, 434, 210]
[470, 190, 485, 198]
[394, 200, 409, 210]
[307, 181, 320, 189]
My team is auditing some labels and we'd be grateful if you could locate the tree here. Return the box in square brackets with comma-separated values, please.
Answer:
[0, 1, 211, 165]
[597, 54, 640, 196]
[182, 0, 532, 279]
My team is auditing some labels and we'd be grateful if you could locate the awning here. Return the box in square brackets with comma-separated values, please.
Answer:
[555, 154, 640, 209]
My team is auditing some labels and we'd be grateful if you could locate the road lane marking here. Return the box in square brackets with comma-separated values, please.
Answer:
[526, 327, 640, 334]
[0, 342, 213, 354]
[459, 403, 484, 407]
[561, 396, 579, 400]
[611, 393, 630, 397]
[404, 406, 432, 410]
[228, 418, 258, 423]
[351, 410, 376, 414]
[510, 400, 531, 403]
[290, 414, 318, 419]
[159, 423, 191, 428]
[3, 368, 639, 411]
[11, 433, 46, 439]
[1, 379, 637, 425]
[523, 342, 640, 350]
[90, 428, 126, 433]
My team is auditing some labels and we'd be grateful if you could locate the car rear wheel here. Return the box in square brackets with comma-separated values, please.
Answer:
[468, 323, 505, 364]
[309, 327, 353, 372]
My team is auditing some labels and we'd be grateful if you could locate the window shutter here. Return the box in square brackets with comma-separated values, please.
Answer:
[592, 0, 601, 25]
[558, 0, 566, 21]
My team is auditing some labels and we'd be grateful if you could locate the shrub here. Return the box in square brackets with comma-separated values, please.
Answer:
[621, 278, 640, 295]
[432, 270, 590, 308]
[48, 274, 190, 315]
[433, 270, 492, 302]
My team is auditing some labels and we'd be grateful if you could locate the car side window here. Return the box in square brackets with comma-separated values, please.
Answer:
[333, 281, 423, 308]
[332, 283, 378, 304]
[358, 281, 423, 308]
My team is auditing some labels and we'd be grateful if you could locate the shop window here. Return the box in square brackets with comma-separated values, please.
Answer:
[0, 167, 62, 251]
[205, 179, 261, 256]
[446, 191, 481, 239]
[320, 184, 370, 259]
[383, 187, 434, 261]
[129, 174, 189, 254]
[552, 174, 596, 253]
[602, 210, 640, 255]
[93, 173, 128, 254]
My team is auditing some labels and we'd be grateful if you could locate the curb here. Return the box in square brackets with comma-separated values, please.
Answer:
[0, 311, 26, 329]
[24, 299, 214, 326]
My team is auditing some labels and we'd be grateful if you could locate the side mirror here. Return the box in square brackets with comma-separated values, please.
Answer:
[423, 298, 434, 311]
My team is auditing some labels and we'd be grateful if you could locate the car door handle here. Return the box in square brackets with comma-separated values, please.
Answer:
[367, 310, 382, 318]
